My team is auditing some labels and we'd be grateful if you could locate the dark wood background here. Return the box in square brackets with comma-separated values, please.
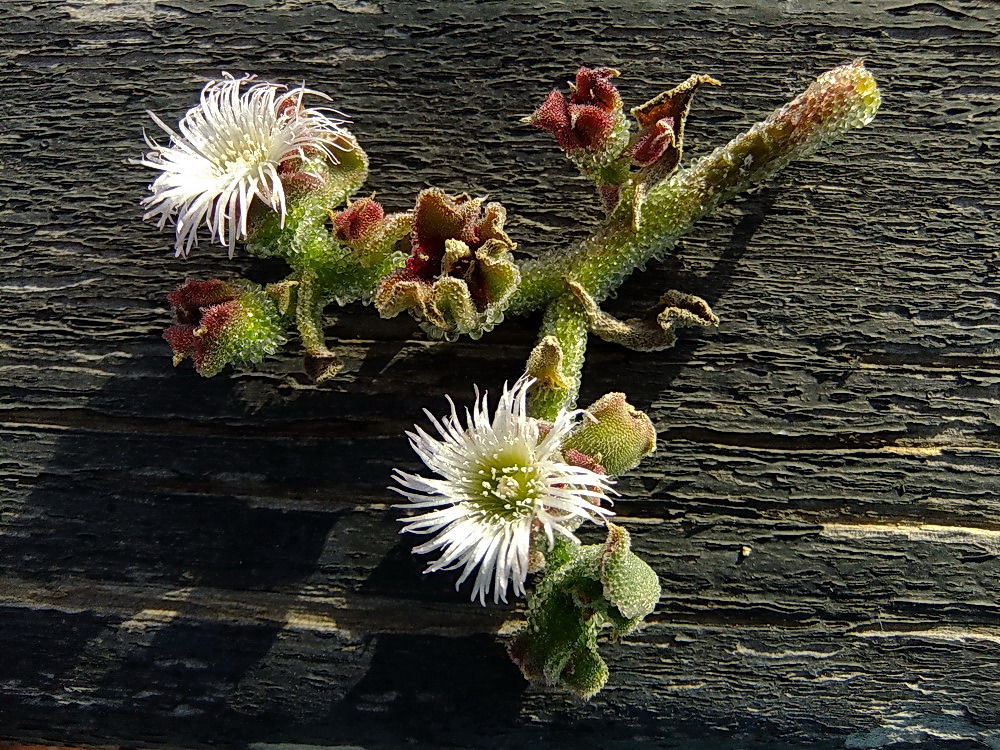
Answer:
[2, 0, 998, 747]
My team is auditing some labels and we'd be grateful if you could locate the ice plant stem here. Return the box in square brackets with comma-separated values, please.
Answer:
[509, 61, 881, 317]
[527, 292, 590, 421]
[294, 269, 329, 355]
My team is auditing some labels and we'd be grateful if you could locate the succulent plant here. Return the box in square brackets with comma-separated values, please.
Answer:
[139, 61, 880, 697]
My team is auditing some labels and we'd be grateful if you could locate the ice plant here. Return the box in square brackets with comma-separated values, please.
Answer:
[138, 74, 351, 257]
[393, 376, 614, 605]
[137, 60, 881, 697]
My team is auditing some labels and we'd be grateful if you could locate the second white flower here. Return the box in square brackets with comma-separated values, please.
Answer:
[393, 376, 615, 605]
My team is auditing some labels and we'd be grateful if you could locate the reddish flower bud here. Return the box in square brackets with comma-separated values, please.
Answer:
[562, 448, 607, 476]
[526, 90, 573, 147]
[163, 279, 285, 377]
[569, 67, 622, 112]
[332, 197, 385, 244]
[568, 105, 617, 152]
[279, 169, 328, 198]
[166, 279, 239, 323]
[525, 67, 625, 155]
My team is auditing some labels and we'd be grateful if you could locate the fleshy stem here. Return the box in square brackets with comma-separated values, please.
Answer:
[529, 293, 590, 422]
[293, 268, 345, 382]
[520, 61, 880, 417]
[295, 270, 327, 353]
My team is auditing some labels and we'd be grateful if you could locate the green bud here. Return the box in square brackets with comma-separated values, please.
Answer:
[562, 392, 657, 476]
[597, 523, 661, 620]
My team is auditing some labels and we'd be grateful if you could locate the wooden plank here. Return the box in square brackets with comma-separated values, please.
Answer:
[1, 0, 998, 747]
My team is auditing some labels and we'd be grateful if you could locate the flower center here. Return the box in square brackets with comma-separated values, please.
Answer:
[219, 136, 270, 176]
[472, 462, 539, 520]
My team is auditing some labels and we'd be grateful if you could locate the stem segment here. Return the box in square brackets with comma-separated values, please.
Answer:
[527, 291, 590, 420]
[295, 268, 344, 382]
[511, 61, 881, 315]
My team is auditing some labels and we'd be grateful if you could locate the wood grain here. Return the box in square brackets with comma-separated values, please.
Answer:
[1, 0, 998, 747]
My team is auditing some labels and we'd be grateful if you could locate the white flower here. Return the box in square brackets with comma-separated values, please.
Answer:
[137, 73, 350, 258]
[393, 376, 615, 605]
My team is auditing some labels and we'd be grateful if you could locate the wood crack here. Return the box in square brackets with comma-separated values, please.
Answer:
[5, 408, 1000, 452]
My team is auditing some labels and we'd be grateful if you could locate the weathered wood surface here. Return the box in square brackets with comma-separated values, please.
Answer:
[1, 0, 999, 747]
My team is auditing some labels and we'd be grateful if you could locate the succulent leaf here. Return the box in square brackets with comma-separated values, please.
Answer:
[568, 280, 718, 352]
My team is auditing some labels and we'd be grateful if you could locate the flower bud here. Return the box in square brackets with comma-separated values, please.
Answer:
[562, 392, 656, 476]
[524, 67, 632, 206]
[279, 131, 369, 207]
[562, 448, 606, 476]
[525, 335, 570, 391]
[332, 196, 385, 244]
[245, 132, 371, 261]
[621, 74, 720, 225]
[374, 188, 520, 340]
[525, 67, 626, 156]
[597, 523, 660, 620]
[163, 279, 286, 377]
[327, 196, 412, 271]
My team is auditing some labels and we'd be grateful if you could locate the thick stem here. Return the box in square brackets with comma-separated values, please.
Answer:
[246, 148, 407, 310]
[294, 269, 329, 356]
[526, 291, 590, 420]
[295, 268, 345, 382]
[509, 61, 880, 314]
